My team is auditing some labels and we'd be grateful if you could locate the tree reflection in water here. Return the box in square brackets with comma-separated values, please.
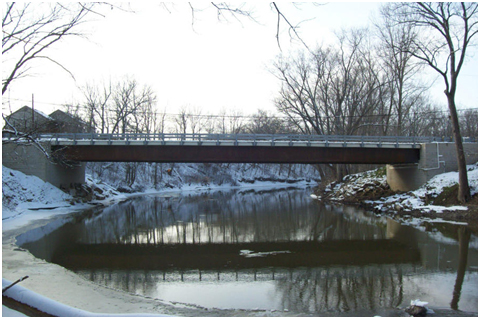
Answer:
[77, 189, 388, 245]
[76, 264, 406, 313]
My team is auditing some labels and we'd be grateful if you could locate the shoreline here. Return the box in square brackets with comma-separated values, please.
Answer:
[312, 165, 478, 233]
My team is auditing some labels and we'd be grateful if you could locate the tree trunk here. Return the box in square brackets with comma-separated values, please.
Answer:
[446, 93, 470, 203]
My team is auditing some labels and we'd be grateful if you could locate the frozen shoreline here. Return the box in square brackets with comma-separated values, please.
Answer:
[313, 163, 478, 226]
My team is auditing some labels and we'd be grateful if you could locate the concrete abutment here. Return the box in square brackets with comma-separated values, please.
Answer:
[387, 143, 478, 192]
[2, 142, 85, 190]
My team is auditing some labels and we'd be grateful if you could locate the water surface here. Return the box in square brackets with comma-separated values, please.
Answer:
[18, 188, 478, 315]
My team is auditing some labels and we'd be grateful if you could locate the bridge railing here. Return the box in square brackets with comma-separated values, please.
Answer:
[27, 132, 451, 147]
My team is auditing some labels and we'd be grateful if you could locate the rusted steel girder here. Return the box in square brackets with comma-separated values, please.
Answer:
[52, 145, 420, 164]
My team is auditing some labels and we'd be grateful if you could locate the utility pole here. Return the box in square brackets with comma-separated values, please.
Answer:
[32, 93, 35, 131]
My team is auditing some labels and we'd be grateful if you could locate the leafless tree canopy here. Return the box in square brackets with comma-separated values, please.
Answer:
[381, 2, 478, 203]
[2, 2, 104, 95]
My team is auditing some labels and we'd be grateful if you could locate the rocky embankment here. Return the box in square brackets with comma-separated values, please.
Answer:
[314, 164, 478, 228]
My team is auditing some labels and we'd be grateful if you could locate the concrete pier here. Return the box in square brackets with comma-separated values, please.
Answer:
[2, 142, 85, 189]
[387, 143, 478, 191]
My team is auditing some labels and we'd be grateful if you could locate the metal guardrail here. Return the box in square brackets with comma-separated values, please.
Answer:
[7, 132, 451, 148]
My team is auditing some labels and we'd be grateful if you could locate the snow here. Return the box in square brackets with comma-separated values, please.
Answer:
[2, 279, 169, 317]
[2, 305, 27, 317]
[326, 163, 478, 216]
[239, 250, 291, 258]
[411, 299, 429, 307]
[2, 166, 73, 221]
[410, 299, 435, 314]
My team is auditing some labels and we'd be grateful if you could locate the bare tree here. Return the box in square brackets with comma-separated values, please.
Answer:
[187, 106, 205, 135]
[2, 3, 103, 94]
[459, 108, 478, 139]
[385, 2, 477, 203]
[109, 77, 156, 134]
[247, 109, 295, 134]
[273, 28, 391, 180]
[80, 80, 112, 134]
[174, 106, 189, 135]
[375, 7, 427, 136]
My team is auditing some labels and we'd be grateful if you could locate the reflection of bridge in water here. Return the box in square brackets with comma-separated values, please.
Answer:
[53, 239, 420, 270]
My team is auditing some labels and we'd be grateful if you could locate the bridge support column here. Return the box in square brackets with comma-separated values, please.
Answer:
[2, 142, 85, 190]
[387, 142, 478, 192]
[386, 163, 424, 192]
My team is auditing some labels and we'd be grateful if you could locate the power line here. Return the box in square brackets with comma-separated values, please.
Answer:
[4, 97, 477, 121]
[2, 97, 67, 108]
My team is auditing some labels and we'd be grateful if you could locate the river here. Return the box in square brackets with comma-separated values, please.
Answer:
[16, 187, 478, 316]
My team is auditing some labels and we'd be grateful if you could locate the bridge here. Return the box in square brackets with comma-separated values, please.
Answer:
[2, 133, 477, 191]
[45, 133, 425, 164]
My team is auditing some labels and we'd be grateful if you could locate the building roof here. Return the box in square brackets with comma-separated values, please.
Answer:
[7, 106, 53, 121]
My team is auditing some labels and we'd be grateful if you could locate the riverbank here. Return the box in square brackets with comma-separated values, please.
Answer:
[313, 164, 478, 231]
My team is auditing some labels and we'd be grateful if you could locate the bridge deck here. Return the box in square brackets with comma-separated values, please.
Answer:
[31, 133, 424, 164]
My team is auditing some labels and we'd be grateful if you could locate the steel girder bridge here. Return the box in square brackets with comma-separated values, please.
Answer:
[28, 133, 438, 164]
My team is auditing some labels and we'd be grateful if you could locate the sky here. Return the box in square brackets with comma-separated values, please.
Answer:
[2, 2, 478, 118]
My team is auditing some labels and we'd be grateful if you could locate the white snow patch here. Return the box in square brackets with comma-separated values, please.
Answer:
[240, 250, 291, 258]
[2, 166, 74, 220]
[410, 299, 435, 314]
[2, 279, 169, 317]
[322, 163, 478, 216]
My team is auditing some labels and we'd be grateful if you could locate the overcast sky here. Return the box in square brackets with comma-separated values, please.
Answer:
[2, 2, 478, 117]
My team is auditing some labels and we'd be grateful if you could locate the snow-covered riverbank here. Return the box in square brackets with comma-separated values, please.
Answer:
[314, 163, 478, 225]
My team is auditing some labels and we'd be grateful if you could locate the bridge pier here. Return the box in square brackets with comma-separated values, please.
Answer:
[2, 142, 85, 190]
[386, 142, 478, 191]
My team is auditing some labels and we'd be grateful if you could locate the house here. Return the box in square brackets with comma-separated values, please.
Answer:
[49, 110, 89, 133]
[3, 106, 54, 133]
[3, 106, 89, 134]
